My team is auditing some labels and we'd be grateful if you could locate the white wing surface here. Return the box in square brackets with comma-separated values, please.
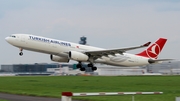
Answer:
[85, 42, 151, 59]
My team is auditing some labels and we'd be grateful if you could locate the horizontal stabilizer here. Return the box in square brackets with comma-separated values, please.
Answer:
[148, 59, 174, 64]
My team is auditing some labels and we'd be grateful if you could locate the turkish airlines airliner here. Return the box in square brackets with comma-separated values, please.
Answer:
[5, 34, 171, 71]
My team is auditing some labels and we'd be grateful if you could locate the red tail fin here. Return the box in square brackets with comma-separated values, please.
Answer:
[136, 38, 167, 59]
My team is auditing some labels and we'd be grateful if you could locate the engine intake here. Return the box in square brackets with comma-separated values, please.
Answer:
[69, 51, 89, 62]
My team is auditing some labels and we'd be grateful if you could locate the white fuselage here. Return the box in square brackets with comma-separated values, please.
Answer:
[5, 34, 150, 67]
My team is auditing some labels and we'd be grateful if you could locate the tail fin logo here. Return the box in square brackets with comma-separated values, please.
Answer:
[136, 38, 167, 59]
[146, 43, 160, 58]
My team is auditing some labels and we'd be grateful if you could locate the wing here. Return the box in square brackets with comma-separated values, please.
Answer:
[85, 41, 151, 59]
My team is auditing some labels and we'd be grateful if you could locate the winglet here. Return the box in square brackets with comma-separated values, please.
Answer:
[142, 42, 151, 47]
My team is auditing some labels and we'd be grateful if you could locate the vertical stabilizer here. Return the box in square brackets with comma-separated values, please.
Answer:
[136, 38, 167, 59]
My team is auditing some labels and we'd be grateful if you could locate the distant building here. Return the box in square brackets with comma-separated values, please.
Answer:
[96, 66, 146, 76]
[146, 61, 180, 74]
[0, 63, 67, 72]
[1, 61, 180, 75]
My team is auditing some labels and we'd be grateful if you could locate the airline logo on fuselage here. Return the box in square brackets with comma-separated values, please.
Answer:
[29, 36, 71, 47]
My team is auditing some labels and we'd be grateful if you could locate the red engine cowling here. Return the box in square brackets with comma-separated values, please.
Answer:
[50, 55, 69, 62]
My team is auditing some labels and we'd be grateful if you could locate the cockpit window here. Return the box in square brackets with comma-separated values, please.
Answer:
[10, 35, 16, 38]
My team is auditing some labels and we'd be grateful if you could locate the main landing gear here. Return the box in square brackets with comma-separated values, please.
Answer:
[76, 62, 85, 71]
[87, 63, 97, 71]
[19, 48, 23, 56]
[76, 62, 97, 71]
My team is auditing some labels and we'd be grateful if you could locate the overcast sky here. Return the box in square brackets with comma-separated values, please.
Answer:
[1, 0, 180, 64]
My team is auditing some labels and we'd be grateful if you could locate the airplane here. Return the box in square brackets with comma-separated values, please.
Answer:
[5, 34, 171, 71]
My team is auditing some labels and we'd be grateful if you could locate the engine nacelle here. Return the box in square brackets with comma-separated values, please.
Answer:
[50, 55, 69, 62]
[69, 51, 89, 62]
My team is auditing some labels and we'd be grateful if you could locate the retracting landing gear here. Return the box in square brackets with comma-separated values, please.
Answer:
[76, 62, 97, 71]
[76, 62, 85, 71]
[87, 63, 97, 71]
[19, 48, 23, 56]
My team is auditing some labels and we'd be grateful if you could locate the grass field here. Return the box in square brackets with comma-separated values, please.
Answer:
[0, 99, 8, 101]
[0, 76, 180, 101]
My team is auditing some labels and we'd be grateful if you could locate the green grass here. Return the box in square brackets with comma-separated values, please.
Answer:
[0, 76, 180, 101]
[0, 99, 8, 101]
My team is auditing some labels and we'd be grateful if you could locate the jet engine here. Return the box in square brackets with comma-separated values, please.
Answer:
[69, 51, 89, 62]
[50, 55, 69, 62]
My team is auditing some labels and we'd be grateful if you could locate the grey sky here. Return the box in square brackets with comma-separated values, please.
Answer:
[1, 0, 180, 64]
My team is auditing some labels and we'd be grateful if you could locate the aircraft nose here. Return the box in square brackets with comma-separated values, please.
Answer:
[5, 37, 10, 42]
[5, 37, 8, 41]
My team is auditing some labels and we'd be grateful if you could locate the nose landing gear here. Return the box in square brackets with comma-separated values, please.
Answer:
[19, 52, 23, 56]
[19, 48, 23, 56]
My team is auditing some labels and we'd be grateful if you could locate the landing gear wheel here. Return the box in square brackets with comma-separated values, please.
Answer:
[87, 63, 97, 71]
[92, 67, 97, 71]
[76, 62, 86, 71]
[87, 63, 93, 67]
[76, 64, 82, 68]
[80, 67, 85, 71]
[19, 52, 23, 56]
